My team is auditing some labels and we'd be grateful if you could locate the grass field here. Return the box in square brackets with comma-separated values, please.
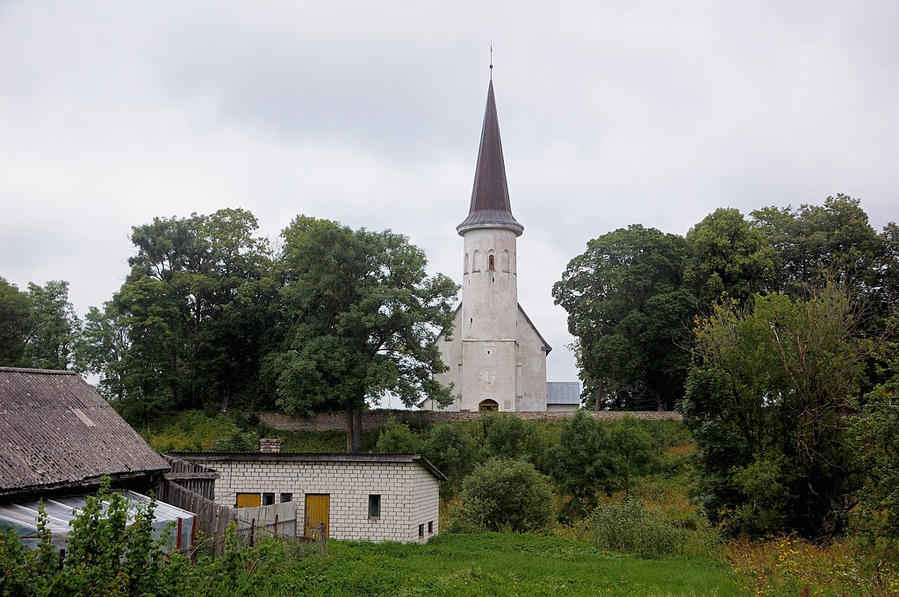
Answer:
[207, 532, 739, 596]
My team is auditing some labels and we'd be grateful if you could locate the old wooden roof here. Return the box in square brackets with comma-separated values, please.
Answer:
[0, 367, 168, 498]
[456, 79, 524, 237]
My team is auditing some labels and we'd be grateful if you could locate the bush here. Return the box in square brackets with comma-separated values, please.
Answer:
[453, 458, 553, 533]
[481, 413, 544, 465]
[584, 498, 720, 559]
[374, 420, 424, 454]
[423, 423, 479, 498]
[545, 410, 615, 520]
[0, 478, 181, 596]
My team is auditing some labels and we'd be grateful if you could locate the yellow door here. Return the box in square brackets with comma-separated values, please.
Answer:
[304, 494, 330, 539]
[236, 493, 261, 508]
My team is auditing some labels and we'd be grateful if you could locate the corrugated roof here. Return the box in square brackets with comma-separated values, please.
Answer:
[0, 367, 168, 497]
[169, 452, 448, 482]
[547, 381, 582, 405]
[457, 79, 524, 236]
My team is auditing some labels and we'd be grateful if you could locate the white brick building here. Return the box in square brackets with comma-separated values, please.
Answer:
[171, 451, 444, 543]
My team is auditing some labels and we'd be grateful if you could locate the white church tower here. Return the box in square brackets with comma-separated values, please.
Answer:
[425, 77, 551, 412]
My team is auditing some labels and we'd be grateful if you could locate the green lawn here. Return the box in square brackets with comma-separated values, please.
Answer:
[225, 532, 739, 596]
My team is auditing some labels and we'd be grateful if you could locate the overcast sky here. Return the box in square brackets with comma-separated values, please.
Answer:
[1, 1, 897, 387]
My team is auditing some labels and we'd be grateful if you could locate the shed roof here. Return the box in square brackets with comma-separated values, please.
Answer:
[169, 451, 448, 482]
[0, 367, 168, 498]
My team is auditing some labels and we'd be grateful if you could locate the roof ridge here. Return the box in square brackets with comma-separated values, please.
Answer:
[0, 366, 78, 375]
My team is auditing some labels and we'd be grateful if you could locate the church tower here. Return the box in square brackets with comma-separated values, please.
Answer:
[427, 76, 551, 412]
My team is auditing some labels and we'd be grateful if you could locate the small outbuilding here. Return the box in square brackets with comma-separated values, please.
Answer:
[171, 444, 445, 544]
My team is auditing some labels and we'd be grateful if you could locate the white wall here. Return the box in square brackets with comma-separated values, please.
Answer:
[198, 459, 439, 543]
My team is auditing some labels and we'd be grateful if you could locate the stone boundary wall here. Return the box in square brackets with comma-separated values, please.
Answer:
[259, 409, 682, 432]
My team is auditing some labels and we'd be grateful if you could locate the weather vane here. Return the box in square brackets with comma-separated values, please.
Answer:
[489, 42, 493, 79]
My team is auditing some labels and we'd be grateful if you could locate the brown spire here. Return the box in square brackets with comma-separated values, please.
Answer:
[457, 79, 524, 236]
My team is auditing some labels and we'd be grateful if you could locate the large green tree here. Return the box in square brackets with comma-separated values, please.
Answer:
[751, 194, 887, 301]
[268, 216, 458, 452]
[553, 225, 697, 410]
[684, 207, 775, 306]
[681, 286, 867, 538]
[109, 208, 277, 422]
[0, 277, 32, 366]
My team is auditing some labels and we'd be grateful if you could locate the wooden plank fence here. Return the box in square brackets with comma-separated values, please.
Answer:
[162, 455, 218, 500]
[236, 502, 297, 544]
[159, 480, 236, 554]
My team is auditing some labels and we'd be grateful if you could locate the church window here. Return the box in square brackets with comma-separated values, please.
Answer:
[488, 254, 495, 271]
[472, 250, 481, 272]
[464, 252, 469, 274]
[502, 250, 510, 272]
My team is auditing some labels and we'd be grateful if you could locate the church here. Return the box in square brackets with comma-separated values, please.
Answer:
[421, 77, 561, 413]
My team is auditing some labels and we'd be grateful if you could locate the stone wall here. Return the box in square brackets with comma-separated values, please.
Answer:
[195, 458, 439, 544]
[259, 409, 682, 432]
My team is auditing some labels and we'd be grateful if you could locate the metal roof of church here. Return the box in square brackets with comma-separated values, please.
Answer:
[457, 79, 524, 236]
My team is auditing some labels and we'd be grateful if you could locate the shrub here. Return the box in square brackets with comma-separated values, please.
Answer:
[374, 420, 425, 454]
[481, 413, 544, 465]
[0, 478, 181, 596]
[545, 410, 615, 520]
[584, 498, 720, 559]
[453, 458, 553, 533]
[423, 423, 479, 498]
[608, 415, 655, 497]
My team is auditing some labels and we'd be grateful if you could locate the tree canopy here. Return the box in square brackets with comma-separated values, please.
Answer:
[266, 216, 458, 452]
[553, 225, 697, 410]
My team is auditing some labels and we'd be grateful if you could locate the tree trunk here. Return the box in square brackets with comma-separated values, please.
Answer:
[345, 406, 355, 453]
[353, 405, 362, 452]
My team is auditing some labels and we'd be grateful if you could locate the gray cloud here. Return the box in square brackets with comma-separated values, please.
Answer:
[2, 0, 898, 385]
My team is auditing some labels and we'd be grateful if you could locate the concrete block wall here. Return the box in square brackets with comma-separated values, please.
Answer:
[199, 459, 439, 543]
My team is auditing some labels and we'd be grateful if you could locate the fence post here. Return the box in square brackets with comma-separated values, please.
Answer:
[319, 522, 327, 557]
[274, 513, 279, 536]
[249, 518, 255, 547]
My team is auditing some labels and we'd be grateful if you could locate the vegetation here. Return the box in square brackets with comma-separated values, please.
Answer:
[269, 216, 458, 452]
[552, 224, 696, 410]
[453, 458, 554, 533]
[0, 479, 179, 597]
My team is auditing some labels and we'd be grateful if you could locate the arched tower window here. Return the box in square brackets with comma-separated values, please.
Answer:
[502, 249, 510, 273]
[472, 250, 481, 272]
[488, 254, 495, 271]
[464, 252, 470, 274]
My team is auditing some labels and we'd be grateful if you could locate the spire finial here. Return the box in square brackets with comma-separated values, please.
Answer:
[489, 42, 493, 80]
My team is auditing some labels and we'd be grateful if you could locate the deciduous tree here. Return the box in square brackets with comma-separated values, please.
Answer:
[553, 225, 697, 410]
[269, 216, 458, 452]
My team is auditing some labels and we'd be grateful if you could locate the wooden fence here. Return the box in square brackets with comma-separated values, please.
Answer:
[236, 502, 297, 544]
[162, 455, 218, 500]
[159, 480, 236, 553]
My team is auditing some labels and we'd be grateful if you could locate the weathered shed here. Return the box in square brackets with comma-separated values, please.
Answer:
[0, 367, 169, 501]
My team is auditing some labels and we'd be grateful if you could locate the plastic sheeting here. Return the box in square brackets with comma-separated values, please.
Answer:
[0, 490, 194, 552]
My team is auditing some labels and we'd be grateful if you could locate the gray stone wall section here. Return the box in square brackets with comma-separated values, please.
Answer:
[200, 459, 439, 544]
[259, 409, 683, 432]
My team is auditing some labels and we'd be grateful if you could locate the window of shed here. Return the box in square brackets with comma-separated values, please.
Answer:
[280, 493, 293, 503]
[262, 493, 275, 506]
[419, 524, 424, 538]
[428, 521, 434, 534]
[368, 494, 381, 519]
